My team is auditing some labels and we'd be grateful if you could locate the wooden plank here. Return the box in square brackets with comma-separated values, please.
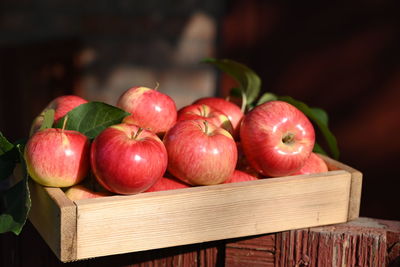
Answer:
[4, 217, 398, 266]
[225, 234, 276, 267]
[74, 170, 351, 260]
[28, 181, 77, 262]
[274, 217, 400, 267]
[223, 217, 400, 266]
[320, 155, 363, 221]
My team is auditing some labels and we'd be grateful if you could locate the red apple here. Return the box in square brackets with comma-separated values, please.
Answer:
[177, 104, 234, 135]
[117, 86, 177, 136]
[163, 119, 237, 185]
[24, 128, 90, 187]
[65, 185, 111, 201]
[291, 153, 328, 175]
[240, 101, 315, 177]
[144, 176, 190, 192]
[193, 97, 243, 136]
[224, 170, 259, 184]
[90, 123, 168, 195]
[30, 95, 88, 135]
[48, 95, 88, 123]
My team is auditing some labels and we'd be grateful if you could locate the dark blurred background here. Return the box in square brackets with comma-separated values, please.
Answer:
[1, 0, 399, 221]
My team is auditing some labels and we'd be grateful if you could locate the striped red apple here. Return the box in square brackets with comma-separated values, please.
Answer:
[24, 128, 90, 187]
[90, 123, 168, 195]
[118, 86, 177, 136]
[30, 95, 88, 135]
[177, 104, 234, 135]
[193, 97, 243, 137]
[240, 101, 315, 177]
[163, 119, 237, 186]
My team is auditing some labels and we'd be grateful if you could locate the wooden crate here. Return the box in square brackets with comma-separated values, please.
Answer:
[27, 156, 362, 262]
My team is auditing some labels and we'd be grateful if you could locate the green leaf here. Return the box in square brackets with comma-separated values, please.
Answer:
[39, 108, 55, 131]
[202, 58, 261, 109]
[310, 107, 328, 126]
[55, 102, 130, 139]
[0, 132, 14, 156]
[229, 87, 249, 113]
[0, 159, 15, 182]
[278, 96, 340, 159]
[256, 92, 278, 106]
[229, 87, 242, 98]
[0, 133, 18, 181]
[0, 176, 30, 235]
[0, 144, 31, 235]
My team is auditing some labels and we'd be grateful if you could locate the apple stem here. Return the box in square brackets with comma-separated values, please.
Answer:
[203, 120, 209, 135]
[133, 127, 144, 140]
[62, 115, 69, 132]
[201, 104, 208, 117]
[240, 90, 247, 113]
[154, 82, 160, 91]
[282, 132, 295, 145]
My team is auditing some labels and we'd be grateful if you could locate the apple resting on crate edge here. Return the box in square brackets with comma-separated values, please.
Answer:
[224, 170, 259, 184]
[291, 152, 328, 175]
[24, 128, 90, 187]
[145, 176, 190, 192]
[240, 100, 315, 177]
[65, 185, 111, 201]
[145, 169, 259, 193]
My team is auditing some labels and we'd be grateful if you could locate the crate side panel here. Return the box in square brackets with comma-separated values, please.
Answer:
[28, 182, 62, 258]
[321, 155, 363, 220]
[75, 171, 351, 259]
[28, 181, 77, 262]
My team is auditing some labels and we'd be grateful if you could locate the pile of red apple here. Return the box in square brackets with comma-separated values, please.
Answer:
[24, 86, 329, 201]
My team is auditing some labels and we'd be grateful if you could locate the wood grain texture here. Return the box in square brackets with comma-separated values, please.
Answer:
[3, 217, 398, 266]
[274, 217, 400, 267]
[28, 181, 77, 262]
[26, 157, 360, 262]
[222, 217, 400, 267]
[73, 170, 351, 260]
[225, 234, 276, 267]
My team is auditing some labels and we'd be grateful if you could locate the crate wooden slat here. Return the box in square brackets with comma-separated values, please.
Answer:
[28, 157, 362, 262]
[320, 155, 363, 220]
[28, 180, 77, 262]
